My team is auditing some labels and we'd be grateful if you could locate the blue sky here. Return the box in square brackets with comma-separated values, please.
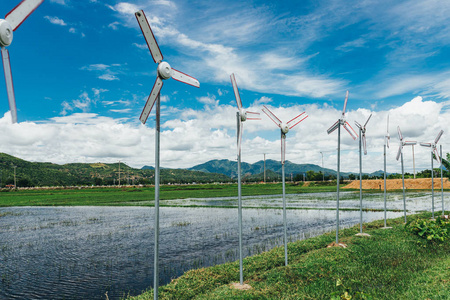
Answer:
[1, 0, 450, 174]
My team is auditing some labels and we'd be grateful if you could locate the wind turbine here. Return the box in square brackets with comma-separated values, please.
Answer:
[262, 105, 308, 266]
[326, 91, 358, 244]
[354, 113, 372, 236]
[420, 130, 443, 219]
[134, 10, 200, 300]
[383, 115, 391, 229]
[1, 0, 44, 123]
[230, 73, 260, 285]
[396, 126, 417, 223]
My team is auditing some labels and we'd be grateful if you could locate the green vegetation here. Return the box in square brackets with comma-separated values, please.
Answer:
[126, 212, 449, 300]
[0, 153, 230, 187]
[0, 183, 337, 207]
[406, 216, 450, 245]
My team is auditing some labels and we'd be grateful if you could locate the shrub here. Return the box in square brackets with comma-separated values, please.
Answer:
[406, 216, 449, 245]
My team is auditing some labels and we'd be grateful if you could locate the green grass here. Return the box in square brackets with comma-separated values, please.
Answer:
[125, 212, 449, 300]
[0, 183, 336, 207]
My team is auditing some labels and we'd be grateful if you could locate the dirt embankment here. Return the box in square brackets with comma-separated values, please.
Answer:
[342, 178, 450, 190]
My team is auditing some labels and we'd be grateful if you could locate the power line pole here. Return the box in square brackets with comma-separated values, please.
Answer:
[118, 161, 121, 186]
[13, 166, 17, 188]
[263, 153, 266, 183]
[320, 151, 324, 181]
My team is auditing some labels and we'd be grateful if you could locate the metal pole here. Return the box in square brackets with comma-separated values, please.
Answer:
[264, 154, 266, 184]
[320, 151, 324, 181]
[412, 145, 416, 179]
[13, 166, 16, 188]
[236, 112, 243, 285]
[153, 95, 160, 300]
[401, 151, 407, 223]
[336, 123, 341, 243]
[441, 145, 444, 216]
[359, 127, 363, 233]
[119, 161, 121, 186]
[431, 151, 434, 219]
[383, 144, 387, 227]
[282, 151, 287, 266]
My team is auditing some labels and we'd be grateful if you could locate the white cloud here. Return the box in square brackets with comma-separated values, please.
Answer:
[108, 21, 120, 30]
[99, 74, 119, 81]
[1, 96, 449, 172]
[44, 16, 67, 26]
[50, 0, 69, 5]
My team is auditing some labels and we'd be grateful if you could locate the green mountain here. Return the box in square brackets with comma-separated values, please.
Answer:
[0, 153, 230, 187]
[188, 159, 386, 179]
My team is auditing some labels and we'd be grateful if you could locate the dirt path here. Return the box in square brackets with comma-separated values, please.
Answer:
[342, 178, 450, 190]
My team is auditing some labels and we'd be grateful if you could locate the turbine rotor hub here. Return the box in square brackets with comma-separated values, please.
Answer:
[240, 109, 247, 121]
[157, 61, 172, 80]
[0, 20, 13, 47]
[281, 123, 289, 134]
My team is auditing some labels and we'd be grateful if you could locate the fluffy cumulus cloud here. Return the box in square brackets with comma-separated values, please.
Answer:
[1, 96, 449, 174]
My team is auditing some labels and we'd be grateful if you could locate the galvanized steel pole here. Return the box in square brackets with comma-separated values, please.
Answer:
[401, 151, 407, 223]
[236, 112, 243, 285]
[282, 154, 288, 266]
[441, 145, 444, 216]
[431, 151, 435, 219]
[359, 127, 363, 233]
[383, 144, 387, 227]
[336, 123, 341, 243]
[154, 95, 160, 300]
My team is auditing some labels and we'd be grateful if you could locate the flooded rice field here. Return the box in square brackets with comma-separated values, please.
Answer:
[0, 191, 448, 299]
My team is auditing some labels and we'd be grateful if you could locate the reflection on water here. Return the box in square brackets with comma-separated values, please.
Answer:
[0, 191, 447, 299]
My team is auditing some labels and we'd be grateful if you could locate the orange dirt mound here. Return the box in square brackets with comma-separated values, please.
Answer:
[342, 178, 450, 190]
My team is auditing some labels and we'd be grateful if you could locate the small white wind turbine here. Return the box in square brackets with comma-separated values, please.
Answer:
[326, 91, 358, 244]
[134, 10, 199, 300]
[230, 73, 260, 285]
[396, 126, 417, 223]
[420, 130, 444, 219]
[1, 0, 44, 123]
[383, 115, 391, 228]
[354, 113, 372, 235]
[262, 105, 308, 266]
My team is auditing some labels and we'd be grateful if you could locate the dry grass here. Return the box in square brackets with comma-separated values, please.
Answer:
[343, 178, 450, 190]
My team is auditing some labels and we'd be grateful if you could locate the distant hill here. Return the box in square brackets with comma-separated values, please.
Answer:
[0, 153, 230, 187]
[188, 159, 385, 179]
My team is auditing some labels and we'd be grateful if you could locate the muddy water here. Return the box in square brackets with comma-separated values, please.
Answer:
[1, 191, 445, 299]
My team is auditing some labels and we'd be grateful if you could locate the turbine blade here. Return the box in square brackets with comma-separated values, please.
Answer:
[435, 130, 444, 144]
[364, 113, 372, 127]
[135, 10, 163, 64]
[343, 121, 358, 140]
[171, 68, 200, 87]
[397, 126, 403, 141]
[262, 105, 282, 128]
[246, 111, 261, 120]
[287, 112, 305, 125]
[396, 144, 402, 161]
[288, 113, 308, 129]
[5, 0, 43, 31]
[354, 121, 362, 130]
[403, 141, 417, 146]
[420, 142, 432, 147]
[1, 48, 17, 123]
[387, 136, 390, 148]
[387, 115, 389, 134]
[281, 133, 286, 164]
[363, 134, 367, 155]
[342, 90, 349, 116]
[139, 77, 163, 124]
[327, 120, 340, 135]
[237, 121, 243, 156]
[434, 147, 441, 164]
[230, 73, 242, 110]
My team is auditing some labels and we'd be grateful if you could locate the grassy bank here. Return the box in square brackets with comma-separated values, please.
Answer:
[126, 212, 449, 300]
[0, 183, 336, 206]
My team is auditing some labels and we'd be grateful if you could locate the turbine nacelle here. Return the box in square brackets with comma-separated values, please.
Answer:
[281, 123, 289, 134]
[0, 20, 13, 47]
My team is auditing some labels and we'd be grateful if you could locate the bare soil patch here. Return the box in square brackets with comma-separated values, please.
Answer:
[342, 178, 450, 190]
